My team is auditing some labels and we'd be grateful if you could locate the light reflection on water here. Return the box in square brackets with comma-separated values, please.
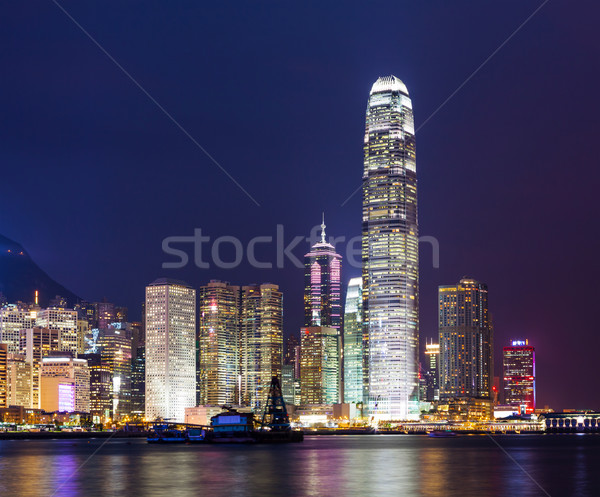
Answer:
[0, 435, 598, 497]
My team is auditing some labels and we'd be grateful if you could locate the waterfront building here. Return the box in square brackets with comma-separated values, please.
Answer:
[439, 278, 493, 400]
[35, 307, 78, 357]
[424, 340, 440, 402]
[79, 353, 112, 421]
[343, 277, 363, 404]
[304, 217, 342, 334]
[20, 327, 61, 408]
[362, 76, 419, 420]
[300, 326, 341, 405]
[240, 283, 283, 410]
[0, 304, 35, 354]
[145, 278, 196, 423]
[130, 346, 145, 417]
[0, 344, 7, 407]
[503, 339, 535, 413]
[40, 354, 90, 413]
[198, 280, 240, 406]
[97, 325, 132, 417]
[7, 353, 32, 407]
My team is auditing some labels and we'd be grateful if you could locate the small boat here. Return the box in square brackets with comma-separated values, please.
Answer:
[186, 428, 207, 443]
[147, 424, 186, 443]
[428, 429, 457, 438]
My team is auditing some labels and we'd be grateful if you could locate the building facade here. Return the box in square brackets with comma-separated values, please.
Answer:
[7, 354, 32, 407]
[343, 277, 363, 404]
[424, 341, 440, 402]
[40, 355, 90, 413]
[79, 353, 112, 421]
[300, 326, 341, 405]
[362, 75, 419, 420]
[239, 284, 283, 410]
[503, 339, 535, 413]
[97, 326, 132, 417]
[35, 308, 78, 357]
[198, 281, 240, 406]
[439, 278, 493, 400]
[145, 279, 196, 422]
[0, 304, 35, 354]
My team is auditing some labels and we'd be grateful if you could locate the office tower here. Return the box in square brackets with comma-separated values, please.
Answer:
[145, 279, 196, 422]
[130, 346, 145, 416]
[424, 341, 440, 402]
[79, 353, 112, 420]
[503, 339, 535, 413]
[281, 363, 296, 406]
[439, 278, 493, 400]
[7, 354, 32, 407]
[40, 354, 90, 412]
[74, 300, 98, 329]
[115, 306, 128, 323]
[198, 280, 240, 406]
[300, 326, 341, 405]
[0, 344, 7, 407]
[343, 277, 363, 404]
[20, 327, 61, 408]
[97, 326, 132, 417]
[284, 333, 300, 376]
[35, 307, 78, 356]
[0, 304, 35, 353]
[97, 301, 116, 329]
[362, 76, 419, 420]
[76, 319, 89, 356]
[304, 217, 342, 334]
[240, 283, 283, 410]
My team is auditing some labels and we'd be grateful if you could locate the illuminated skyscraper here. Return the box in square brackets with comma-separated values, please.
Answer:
[240, 283, 283, 410]
[7, 354, 32, 407]
[35, 307, 78, 357]
[300, 326, 341, 405]
[40, 354, 90, 413]
[198, 281, 240, 406]
[0, 344, 7, 407]
[362, 76, 419, 420]
[424, 341, 440, 402]
[503, 339, 535, 413]
[145, 279, 196, 422]
[97, 325, 132, 417]
[304, 217, 342, 334]
[439, 278, 493, 400]
[343, 277, 363, 404]
[0, 304, 35, 354]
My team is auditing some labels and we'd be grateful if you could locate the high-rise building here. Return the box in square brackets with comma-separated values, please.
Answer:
[74, 301, 98, 330]
[503, 339, 535, 413]
[76, 319, 89, 356]
[145, 279, 196, 422]
[0, 344, 7, 407]
[20, 327, 62, 408]
[0, 304, 35, 354]
[304, 217, 342, 334]
[97, 301, 116, 330]
[97, 325, 132, 417]
[240, 283, 283, 410]
[79, 353, 112, 421]
[130, 346, 145, 417]
[439, 278, 493, 400]
[362, 75, 419, 420]
[343, 277, 363, 404]
[284, 333, 300, 379]
[7, 353, 32, 407]
[300, 326, 341, 405]
[35, 308, 78, 357]
[198, 281, 240, 406]
[424, 340, 440, 402]
[40, 354, 90, 413]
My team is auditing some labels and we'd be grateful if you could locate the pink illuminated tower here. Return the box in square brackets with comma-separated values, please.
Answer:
[303, 215, 342, 334]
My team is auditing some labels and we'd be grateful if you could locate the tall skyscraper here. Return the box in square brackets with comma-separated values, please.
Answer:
[80, 353, 112, 421]
[343, 277, 363, 404]
[7, 353, 32, 407]
[240, 283, 283, 410]
[97, 326, 132, 417]
[503, 339, 535, 413]
[145, 279, 196, 422]
[304, 217, 342, 334]
[130, 346, 145, 417]
[198, 280, 240, 406]
[362, 75, 419, 420]
[439, 278, 493, 400]
[0, 304, 35, 354]
[0, 344, 7, 408]
[300, 326, 341, 405]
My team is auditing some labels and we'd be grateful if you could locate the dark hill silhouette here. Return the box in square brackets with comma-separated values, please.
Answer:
[0, 234, 80, 307]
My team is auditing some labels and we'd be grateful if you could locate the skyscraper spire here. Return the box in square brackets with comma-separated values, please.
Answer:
[320, 212, 326, 243]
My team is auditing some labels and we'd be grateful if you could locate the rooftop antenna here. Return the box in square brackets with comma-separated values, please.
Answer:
[320, 212, 326, 243]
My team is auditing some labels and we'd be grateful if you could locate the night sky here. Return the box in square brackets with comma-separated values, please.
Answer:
[2, 1, 599, 410]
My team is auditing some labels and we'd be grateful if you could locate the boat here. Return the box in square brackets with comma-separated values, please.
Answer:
[186, 428, 207, 443]
[209, 410, 256, 443]
[147, 424, 186, 443]
[428, 429, 457, 438]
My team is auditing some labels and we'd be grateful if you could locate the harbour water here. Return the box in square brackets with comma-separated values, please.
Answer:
[0, 434, 598, 496]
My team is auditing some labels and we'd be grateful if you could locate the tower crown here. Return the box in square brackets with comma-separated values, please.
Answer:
[370, 75, 408, 96]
